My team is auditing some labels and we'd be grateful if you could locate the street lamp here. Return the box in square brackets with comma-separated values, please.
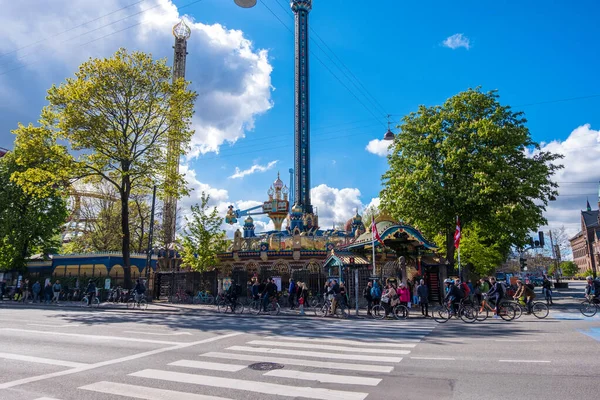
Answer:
[234, 0, 257, 7]
[383, 114, 395, 140]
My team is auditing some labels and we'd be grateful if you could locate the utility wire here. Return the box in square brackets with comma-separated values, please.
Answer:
[273, 0, 388, 118]
[0, 0, 147, 59]
[0, 0, 206, 76]
[259, 0, 386, 128]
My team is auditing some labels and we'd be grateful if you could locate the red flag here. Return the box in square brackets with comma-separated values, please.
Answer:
[371, 219, 384, 245]
[454, 216, 461, 249]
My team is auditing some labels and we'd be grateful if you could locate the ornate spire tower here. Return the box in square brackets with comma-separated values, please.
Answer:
[163, 19, 191, 246]
[291, 0, 312, 215]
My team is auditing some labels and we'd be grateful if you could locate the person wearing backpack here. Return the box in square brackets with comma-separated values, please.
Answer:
[371, 281, 382, 308]
[288, 279, 296, 309]
[363, 281, 374, 316]
[486, 277, 505, 318]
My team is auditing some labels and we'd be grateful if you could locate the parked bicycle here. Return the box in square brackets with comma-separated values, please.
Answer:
[192, 290, 215, 305]
[170, 289, 192, 304]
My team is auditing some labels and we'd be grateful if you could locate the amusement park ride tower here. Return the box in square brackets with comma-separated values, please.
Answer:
[226, 0, 318, 233]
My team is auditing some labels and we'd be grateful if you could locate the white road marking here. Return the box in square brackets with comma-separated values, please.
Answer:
[34, 397, 63, 400]
[124, 331, 192, 336]
[266, 335, 418, 347]
[169, 360, 246, 372]
[28, 324, 80, 328]
[200, 352, 394, 373]
[494, 339, 538, 342]
[499, 360, 551, 363]
[0, 352, 87, 368]
[247, 340, 410, 354]
[0, 328, 178, 345]
[80, 381, 233, 400]
[279, 331, 425, 341]
[130, 369, 369, 400]
[264, 369, 381, 386]
[0, 333, 242, 390]
[410, 357, 455, 361]
[227, 346, 403, 363]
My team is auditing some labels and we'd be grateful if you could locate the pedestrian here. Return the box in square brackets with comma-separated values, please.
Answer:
[44, 282, 53, 304]
[298, 282, 307, 315]
[398, 283, 410, 307]
[371, 280, 382, 308]
[363, 281, 374, 316]
[21, 279, 30, 303]
[417, 279, 429, 317]
[52, 280, 62, 304]
[288, 278, 296, 309]
[412, 279, 419, 308]
[32, 281, 41, 303]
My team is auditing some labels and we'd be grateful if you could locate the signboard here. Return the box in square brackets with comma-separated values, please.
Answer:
[223, 278, 232, 291]
[272, 276, 282, 292]
[104, 278, 111, 290]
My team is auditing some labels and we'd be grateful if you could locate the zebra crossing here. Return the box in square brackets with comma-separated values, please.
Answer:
[62, 319, 436, 400]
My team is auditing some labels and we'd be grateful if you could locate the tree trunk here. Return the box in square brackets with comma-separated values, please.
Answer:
[121, 175, 132, 289]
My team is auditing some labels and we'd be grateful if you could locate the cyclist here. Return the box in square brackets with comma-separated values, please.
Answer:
[486, 277, 505, 318]
[225, 283, 238, 312]
[443, 279, 462, 315]
[585, 276, 600, 303]
[513, 280, 535, 314]
[85, 279, 96, 307]
[261, 278, 277, 312]
[133, 279, 146, 303]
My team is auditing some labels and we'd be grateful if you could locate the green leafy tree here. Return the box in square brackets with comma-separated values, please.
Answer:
[380, 88, 563, 269]
[182, 192, 227, 272]
[0, 152, 67, 271]
[559, 261, 578, 277]
[13, 49, 197, 288]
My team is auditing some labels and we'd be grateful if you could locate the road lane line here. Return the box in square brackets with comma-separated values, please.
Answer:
[28, 324, 80, 328]
[34, 398, 63, 400]
[227, 346, 403, 363]
[410, 357, 455, 360]
[130, 369, 369, 400]
[495, 339, 538, 342]
[0, 352, 87, 368]
[0, 328, 179, 345]
[499, 360, 551, 363]
[80, 381, 232, 400]
[0, 332, 242, 390]
[265, 335, 417, 347]
[169, 360, 246, 372]
[264, 369, 381, 386]
[200, 352, 394, 373]
[124, 331, 193, 336]
[247, 340, 410, 354]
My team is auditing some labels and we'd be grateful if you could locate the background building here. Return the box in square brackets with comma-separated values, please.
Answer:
[569, 194, 600, 275]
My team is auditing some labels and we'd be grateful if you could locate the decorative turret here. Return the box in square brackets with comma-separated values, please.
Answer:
[262, 172, 290, 231]
[344, 209, 366, 237]
[243, 215, 256, 238]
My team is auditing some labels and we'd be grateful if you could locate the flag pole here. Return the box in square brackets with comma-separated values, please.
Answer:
[372, 216, 376, 279]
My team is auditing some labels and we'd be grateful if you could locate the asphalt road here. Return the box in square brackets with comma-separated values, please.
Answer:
[0, 280, 598, 400]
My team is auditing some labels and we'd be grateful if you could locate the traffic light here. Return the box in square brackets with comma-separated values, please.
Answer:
[519, 257, 527, 271]
[528, 237, 535, 248]
[538, 231, 545, 247]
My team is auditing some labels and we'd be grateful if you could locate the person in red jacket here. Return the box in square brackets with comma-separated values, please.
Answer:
[397, 283, 411, 307]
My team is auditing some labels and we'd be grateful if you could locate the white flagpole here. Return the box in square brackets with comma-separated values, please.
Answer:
[372, 219, 376, 278]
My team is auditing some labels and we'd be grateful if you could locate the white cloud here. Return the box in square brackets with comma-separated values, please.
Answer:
[366, 139, 392, 157]
[0, 0, 273, 156]
[442, 33, 471, 50]
[311, 184, 364, 229]
[530, 124, 600, 238]
[229, 160, 278, 179]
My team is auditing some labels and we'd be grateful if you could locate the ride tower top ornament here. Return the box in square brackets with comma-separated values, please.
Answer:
[172, 19, 191, 40]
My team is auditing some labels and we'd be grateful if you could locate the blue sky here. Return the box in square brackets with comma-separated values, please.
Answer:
[1, 0, 599, 239]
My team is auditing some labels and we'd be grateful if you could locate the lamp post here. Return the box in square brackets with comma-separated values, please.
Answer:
[234, 0, 257, 8]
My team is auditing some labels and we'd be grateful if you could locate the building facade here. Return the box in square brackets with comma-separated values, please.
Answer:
[569, 196, 600, 275]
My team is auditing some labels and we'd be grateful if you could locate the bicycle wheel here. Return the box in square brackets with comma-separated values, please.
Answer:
[513, 303, 524, 320]
[318, 303, 330, 317]
[476, 306, 489, 321]
[433, 306, 451, 323]
[371, 304, 385, 320]
[233, 300, 244, 314]
[80, 297, 88, 307]
[309, 296, 321, 308]
[532, 302, 548, 319]
[393, 305, 409, 320]
[94, 297, 100, 308]
[459, 305, 478, 323]
[498, 304, 516, 321]
[579, 300, 597, 317]
[268, 302, 280, 316]
[249, 300, 261, 315]
[217, 300, 228, 313]
[336, 304, 348, 319]
[127, 299, 136, 309]
[138, 299, 148, 311]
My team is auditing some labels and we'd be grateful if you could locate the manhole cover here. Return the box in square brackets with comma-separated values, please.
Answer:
[248, 362, 285, 371]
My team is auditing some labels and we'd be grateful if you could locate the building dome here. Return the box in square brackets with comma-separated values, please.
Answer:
[291, 203, 303, 214]
[244, 215, 254, 224]
[273, 172, 284, 190]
